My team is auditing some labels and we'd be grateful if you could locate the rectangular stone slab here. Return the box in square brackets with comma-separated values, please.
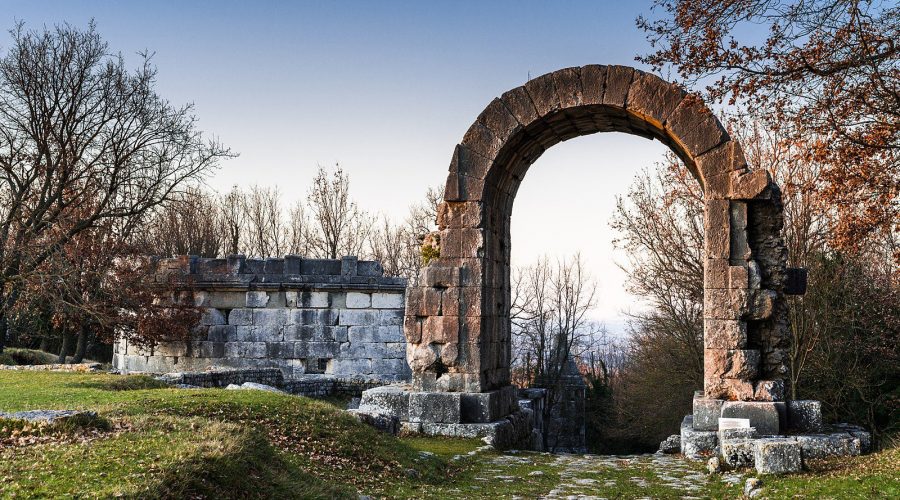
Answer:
[721, 401, 781, 436]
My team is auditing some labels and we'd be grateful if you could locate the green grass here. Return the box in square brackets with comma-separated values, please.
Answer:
[0, 370, 897, 499]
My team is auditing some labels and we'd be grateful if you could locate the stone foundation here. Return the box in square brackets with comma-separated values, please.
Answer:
[357, 384, 535, 450]
[678, 391, 871, 474]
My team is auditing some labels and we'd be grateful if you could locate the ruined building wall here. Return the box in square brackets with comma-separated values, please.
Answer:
[114, 255, 411, 382]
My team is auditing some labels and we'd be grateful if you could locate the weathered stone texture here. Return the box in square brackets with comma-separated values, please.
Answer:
[115, 256, 410, 382]
[753, 438, 802, 474]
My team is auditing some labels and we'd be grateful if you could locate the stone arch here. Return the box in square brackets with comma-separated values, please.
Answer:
[405, 65, 790, 403]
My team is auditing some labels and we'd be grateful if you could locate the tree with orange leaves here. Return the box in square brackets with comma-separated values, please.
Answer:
[638, 0, 899, 255]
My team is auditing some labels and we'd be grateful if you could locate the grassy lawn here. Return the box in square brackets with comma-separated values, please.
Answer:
[0, 370, 897, 499]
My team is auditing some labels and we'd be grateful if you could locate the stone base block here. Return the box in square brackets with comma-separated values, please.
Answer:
[404, 409, 534, 450]
[718, 427, 757, 468]
[693, 393, 724, 431]
[795, 433, 861, 460]
[754, 438, 802, 474]
[832, 424, 872, 453]
[721, 401, 780, 435]
[787, 400, 823, 432]
[347, 409, 400, 435]
[461, 385, 519, 423]
[408, 391, 462, 424]
[358, 385, 411, 421]
[681, 415, 718, 459]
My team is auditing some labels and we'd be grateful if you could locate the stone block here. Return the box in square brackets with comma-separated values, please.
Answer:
[704, 287, 748, 321]
[228, 309, 253, 326]
[252, 309, 288, 327]
[378, 309, 404, 326]
[348, 326, 378, 343]
[377, 325, 405, 342]
[721, 401, 780, 435]
[719, 426, 756, 468]
[200, 308, 227, 326]
[371, 358, 410, 376]
[372, 292, 403, 309]
[704, 200, 731, 259]
[299, 291, 330, 308]
[346, 292, 371, 308]
[266, 342, 294, 359]
[348, 409, 400, 435]
[253, 325, 283, 343]
[291, 309, 339, 326]
[198, 342, 225, 359]
[666, 96, 729, 158]
[692, 395, 724, 431]
[626, 71, 684, 129]
[235, 326, 255, 342]
[704, 258, 730, 289]
[731, 169, 771, 199]
[207, 325, 235, 342]
[244, 342, 266, 359]
[246, 291, 269, 308]
[602, 65, 634, 107]
[754, 438, 802, 474]
[523, 72, 562, 116]
[331, 358, 372, 374]
[460, 385, 519, 423]
[284, 325, 320, 342]
[500, 85, 540, 128]
[787, 400, 824, 432]
[704, 319, 747, 349]
[753, 380, 785, 402]
[680, 415, 718, 459]
[795, 433, 861, 460]
[579, 64, 607, 105]
[705, 348, 760, 379]
[408, 392, 462, 424]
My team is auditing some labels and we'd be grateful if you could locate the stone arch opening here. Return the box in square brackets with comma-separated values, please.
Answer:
[405, 65, 790, 405]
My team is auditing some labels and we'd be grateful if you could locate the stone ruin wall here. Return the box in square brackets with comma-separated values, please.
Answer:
[113, 255, 411, 382]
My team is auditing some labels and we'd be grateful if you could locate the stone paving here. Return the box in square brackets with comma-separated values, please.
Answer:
[485, 452, 742, 499]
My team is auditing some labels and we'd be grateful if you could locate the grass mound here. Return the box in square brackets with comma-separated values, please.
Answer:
[146, 421, 352, 499]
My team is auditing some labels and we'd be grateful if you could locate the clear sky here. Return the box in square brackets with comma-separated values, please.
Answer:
[3, 0, 676, 334]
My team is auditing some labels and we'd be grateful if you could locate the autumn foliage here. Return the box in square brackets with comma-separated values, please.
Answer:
[638, 0, 899, 255]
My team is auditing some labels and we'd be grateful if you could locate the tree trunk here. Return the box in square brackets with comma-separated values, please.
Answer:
[72, 325, 89, 363]
[39, 336, 49, 352]
[58, 331, 73, 364]
[0, 312, 6, 354]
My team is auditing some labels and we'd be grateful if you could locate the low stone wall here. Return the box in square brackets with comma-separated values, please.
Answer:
[114, 255, 411, 382]
[159, 368, 284, 388]
[158, 367, 384, 398]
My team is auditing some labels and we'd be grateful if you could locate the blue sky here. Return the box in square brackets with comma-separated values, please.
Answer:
[3, 1, 678, 331]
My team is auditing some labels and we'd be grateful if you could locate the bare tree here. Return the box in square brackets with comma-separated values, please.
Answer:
[307, 165, 373, 259]
[137, 187, 223, 258]
[243, 185, 287, 258]
[286, 200, 311, 256]
[511, 253, 601, 451]
[0, 22, 230, 352]
[369, 216, 407, 277]
[219, 186, 246, 256]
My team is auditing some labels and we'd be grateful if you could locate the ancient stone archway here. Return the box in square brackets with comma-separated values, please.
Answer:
[405, 65, 791, 403]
